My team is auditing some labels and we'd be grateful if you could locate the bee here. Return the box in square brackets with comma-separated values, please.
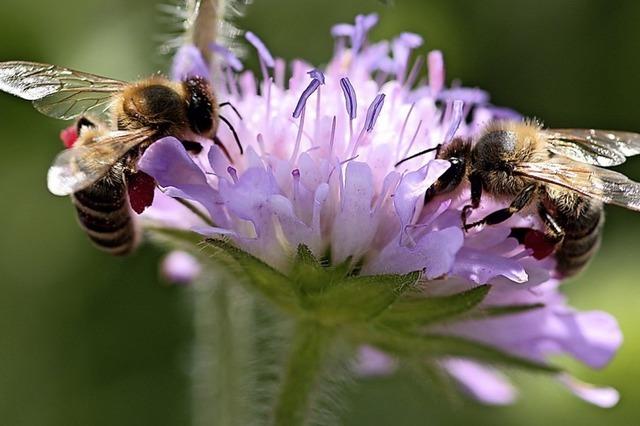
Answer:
[397, 120, 640, 277]
[0, 61, 243, 254]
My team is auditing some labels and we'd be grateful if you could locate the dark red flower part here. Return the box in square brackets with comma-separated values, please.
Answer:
[59, 125, 79, 148]
[510, 228, 557, 260]
[127, 171, 156, 214]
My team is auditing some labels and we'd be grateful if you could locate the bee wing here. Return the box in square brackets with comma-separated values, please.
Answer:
[0, 61, 126, 120]
[544, 128, 640, 167]
[47, 129, 152, 196]
[515, 159, 640, 211]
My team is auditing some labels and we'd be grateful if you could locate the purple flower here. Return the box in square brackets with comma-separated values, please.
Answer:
[140, 15, 622, 407]
[161, 250, 202, 284]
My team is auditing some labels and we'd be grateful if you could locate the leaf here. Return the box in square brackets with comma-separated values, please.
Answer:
[291, 245, 327, 294]
[471, 303, 546, 318]
[146, 226, 206, 252]
[377, 285, 491, 329]
[302, 271, 421, 326]
[203, 239, 301, 314]
[363, 331, 559, 374]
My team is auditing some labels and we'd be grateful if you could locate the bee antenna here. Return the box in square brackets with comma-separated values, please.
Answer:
[219, 101, 243, 120]
[218, 114, 244, 155]
[394, 144, 441, 167]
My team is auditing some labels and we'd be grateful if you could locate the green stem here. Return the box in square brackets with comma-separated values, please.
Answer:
[192, 272, 253, 426]
[273, 321, 332, 426]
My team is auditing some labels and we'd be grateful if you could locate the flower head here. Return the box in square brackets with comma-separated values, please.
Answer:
[138, 15, 621, 407]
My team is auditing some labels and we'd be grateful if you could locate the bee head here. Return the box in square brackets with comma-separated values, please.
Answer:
[183, 76, 216, 137]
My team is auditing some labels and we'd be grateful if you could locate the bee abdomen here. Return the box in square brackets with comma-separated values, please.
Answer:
[71, 170, 137, 255]
[555, 209, 605, 277]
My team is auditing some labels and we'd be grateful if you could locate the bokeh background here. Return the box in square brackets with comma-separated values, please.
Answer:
[1, 0, 640, 425]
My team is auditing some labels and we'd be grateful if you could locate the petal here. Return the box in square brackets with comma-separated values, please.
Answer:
[558, 374, 619, 408]
[444, 358, 518, 405]
[365, 226, 463, 278]
[171, 44, 210, 81]
[394, 160, 451, 231]
[331, 161, 376, 264]
[139, 137, 220, 218]
[355, 346, 396, 376]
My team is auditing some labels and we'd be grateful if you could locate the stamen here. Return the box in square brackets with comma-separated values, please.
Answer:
[275, 58, 286, 88]
[331, 23, 354, 38]
[404, 119, 423, 158]
[364, 94, 386, 132]
[443, 100, 464, 145]
[292, 169, 301, 203]
[329, 116, 337, 157]
[339, 77, 357, 120]
[210, 42, 244, 72]
[428, 50, 445, 95]
[290, 105, 306, 163]
[392, 32, 423, 82]
[404, 55, 424, 90]
[396, 103, 415, 157]
[256, 133, 266, 156]
[293, 70, 325, 119]
[227, 166, 239, 183]
[245, 31, 275, 82]
[352, 13, 379, 53]
[307, 69, 325, 84]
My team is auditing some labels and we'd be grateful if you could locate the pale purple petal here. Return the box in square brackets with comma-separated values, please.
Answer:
[171, 44, 210, 81]
[558, 374, 620, 408]
[394, 160, 451, 231]
[444, 359, 517, 405]
[138, 137, 219, 217]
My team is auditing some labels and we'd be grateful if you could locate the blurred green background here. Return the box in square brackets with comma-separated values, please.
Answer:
[1, 0, 640, 425]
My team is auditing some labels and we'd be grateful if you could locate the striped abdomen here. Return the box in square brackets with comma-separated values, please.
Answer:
[554, 197, 605, 277]
[71, 163, 137, 255]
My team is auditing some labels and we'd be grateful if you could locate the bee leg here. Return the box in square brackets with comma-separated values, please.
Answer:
[181, 140, 203, 154]
[463, 184, 537, 231]
[538, 204, 565, 244]
[461, 172, 483, 229]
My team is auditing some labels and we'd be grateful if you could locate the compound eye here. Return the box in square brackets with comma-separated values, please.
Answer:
[439, 158, 465, 193]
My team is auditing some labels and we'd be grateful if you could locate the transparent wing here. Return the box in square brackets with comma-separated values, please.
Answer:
[47, 129, 152, 196]
[0, 61, 125, 120]
[544, 128, 640, 167]
[515, 159, 640, 211]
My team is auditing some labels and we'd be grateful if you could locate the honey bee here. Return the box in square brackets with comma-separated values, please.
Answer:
[397, 120, 640, 277]
[0, 61, 243, 254]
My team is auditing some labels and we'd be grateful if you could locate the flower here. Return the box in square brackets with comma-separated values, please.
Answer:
[138, 14, 621, 407]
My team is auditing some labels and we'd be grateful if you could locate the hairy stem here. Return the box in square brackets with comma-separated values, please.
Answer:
[192, 272, 253, 426]
[273, 322, 333, 426]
